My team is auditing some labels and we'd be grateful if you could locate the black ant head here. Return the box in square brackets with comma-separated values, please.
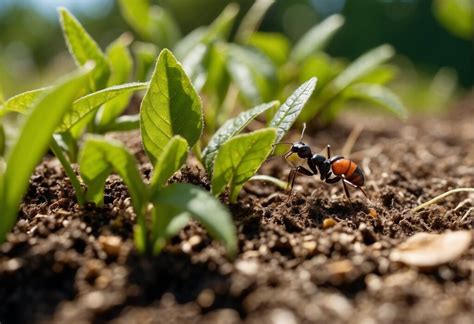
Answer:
[291, 142, 312, 158]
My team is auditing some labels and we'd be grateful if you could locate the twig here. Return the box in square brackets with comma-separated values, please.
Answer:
[342, 124, 363, 157]
[460, 207, 473, 222]
[412, 188, 474, 213]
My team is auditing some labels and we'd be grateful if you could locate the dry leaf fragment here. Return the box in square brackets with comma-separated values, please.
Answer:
[390, 231, 472, 267]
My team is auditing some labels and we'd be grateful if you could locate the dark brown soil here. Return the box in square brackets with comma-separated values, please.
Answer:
[1, 97, 473, 323]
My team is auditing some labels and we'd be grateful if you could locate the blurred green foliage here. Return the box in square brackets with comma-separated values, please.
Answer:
[0, 0, 471, 105]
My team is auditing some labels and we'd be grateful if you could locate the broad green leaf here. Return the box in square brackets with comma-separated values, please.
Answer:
[152, 183, 237, 256]
[291, 14, 345, 63]
[0, 87, 49, 117]
[58, 7, 110, 90]
[133, 41, 159, 81]
[227, 44, 277, 104]
[174, 4, 238, 59]
[203, 43, 230, 97]
[118, 0, 150, 39]
[211, 128, 276, 202]
[269, 77, 317, 142]
[150, 135, 188, 194]
[202, 3, 239, 43]
[0, 122, 5, 157]
[149, 6, 181, 48]
[140, 49, 203, 165]
[342, 83, 407, 118]
[327, 45, 394, 95]
[152, 206, 191, 254]
[202, 101, 279, 172]
[118, 0, 181, 48]
[248, 32, 290, 66]
[0, 65, 92, 242]
[299, 54, 343, 91]
[59, 82, 148, 132]
[182, 43, 209, 92]
[79, 137, 147, 213]
[356, 64, 397, 85]
[235, 0, 275, 43]
[96, 33, 134, 128]
[100, 114, 140, 133]
[433, 0, 473, 40]
[105, 33, 133, 86]
[174, 27, 207, 60]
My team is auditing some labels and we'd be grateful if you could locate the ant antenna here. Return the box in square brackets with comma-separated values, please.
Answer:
[299, 123, 307, 141]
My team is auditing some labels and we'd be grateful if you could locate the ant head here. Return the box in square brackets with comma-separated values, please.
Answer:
[291, 142, 312, 158]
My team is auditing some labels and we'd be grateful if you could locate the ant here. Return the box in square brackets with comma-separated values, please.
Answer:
[271, 124, 368, 201]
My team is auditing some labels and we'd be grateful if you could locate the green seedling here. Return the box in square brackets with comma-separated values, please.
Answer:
[208, 77, 317, 202]
[79, 49, 236, 255]
[0, 64, 93, 243]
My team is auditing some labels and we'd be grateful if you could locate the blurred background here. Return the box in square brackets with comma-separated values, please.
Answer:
[1, 0, 472, 111]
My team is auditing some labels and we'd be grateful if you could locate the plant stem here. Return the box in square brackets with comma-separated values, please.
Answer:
[249, 175, 288, 190]
[50, 137, 86, 206]
[412, 188, 474, 213]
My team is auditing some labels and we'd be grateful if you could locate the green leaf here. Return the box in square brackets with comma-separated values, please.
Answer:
[433, 0, 473, 40]
[0, 87, 50, 117]
[58, 82, 148, 132]
[118, 0, 151, 39]
[0, 122, 5, 157]
[248, 32, 290, 66]
[79, 137, 147, 213]
[174, 4, 239, 59]
[202, 3, 239, 43]
[96, 33, 134, 128]
[343, 83, 407, 118]
[100, 114, 140, 133]
[291, 14, 345, 63]
[211, 128, 277, 202]
[235, 0, 275, 43]
[150, 135, 188, 194]
[58, 7, 110, 90]
[140, 49, 203, 165]
[152, 183, 237, 256]
[133, 41, 159, 81]
[202, 101, 279, 172]
[152, 206, 190, 254]
[269, 77, 317, 142]
[182, 43, 209, 92]
[118, 0, 181, 48]
[0, 65, 92, 242]
[327, 45, 394, 95]
[226, 44, 277, 104]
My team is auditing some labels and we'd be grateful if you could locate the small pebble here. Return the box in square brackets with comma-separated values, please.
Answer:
[323, 218, 337, 229]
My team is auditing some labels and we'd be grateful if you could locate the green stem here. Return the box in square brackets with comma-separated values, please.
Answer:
[412, 188, 474, 213]
[50, 137, 86, 206]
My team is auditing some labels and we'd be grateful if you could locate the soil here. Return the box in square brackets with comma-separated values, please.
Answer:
[1, 96, 473, 324]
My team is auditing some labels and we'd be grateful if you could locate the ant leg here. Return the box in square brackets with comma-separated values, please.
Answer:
[287, 166, 314, 193]
[342, 179, 370, 200]
[342, 180, 351, 201]
[326, 145, 332, 159]
[325, 177, 341, 184]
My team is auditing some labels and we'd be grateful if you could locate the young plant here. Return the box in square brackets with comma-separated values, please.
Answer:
[0, 64, 93, 243]
[79, 48, 236, 255]
[0, 9, 150, 205]
[207, 77, 318, 202]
